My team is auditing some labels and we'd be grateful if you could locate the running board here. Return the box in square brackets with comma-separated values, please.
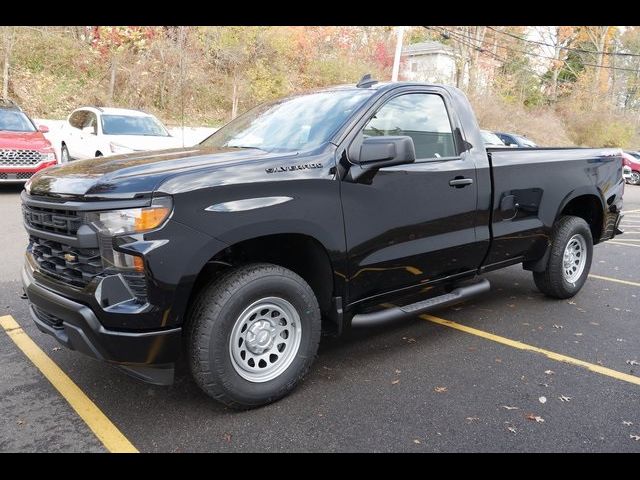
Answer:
[351, 278, 490, 328]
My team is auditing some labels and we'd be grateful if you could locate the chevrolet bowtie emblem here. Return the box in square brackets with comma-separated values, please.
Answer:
[64, 253, 77, 262]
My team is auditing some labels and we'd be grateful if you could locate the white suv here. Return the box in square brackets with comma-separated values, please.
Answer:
[60, 107, 182, 161]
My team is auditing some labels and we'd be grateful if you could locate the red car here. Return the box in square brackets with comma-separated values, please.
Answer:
[0, 99, 57, 183]
[622, 151, 640, 185]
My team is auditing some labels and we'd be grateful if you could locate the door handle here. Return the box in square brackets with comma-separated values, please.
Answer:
[449, 177, 474, 188]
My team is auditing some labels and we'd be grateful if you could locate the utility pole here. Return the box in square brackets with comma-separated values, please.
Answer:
[391, 26, 405, 82]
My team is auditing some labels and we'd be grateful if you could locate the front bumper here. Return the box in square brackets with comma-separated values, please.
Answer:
[22, 263, 181, 385]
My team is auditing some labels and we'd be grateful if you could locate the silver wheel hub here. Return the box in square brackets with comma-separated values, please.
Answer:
[229, 297, 302, 383]
[562, 233, 587, 283]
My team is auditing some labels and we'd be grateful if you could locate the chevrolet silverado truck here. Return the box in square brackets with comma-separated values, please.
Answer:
[21, 78, 625, 408]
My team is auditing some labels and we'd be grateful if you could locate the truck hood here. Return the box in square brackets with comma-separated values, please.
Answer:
[27, 146, 291, 199]
[0, 131, 52, 150]
[105, 134, 184, 151]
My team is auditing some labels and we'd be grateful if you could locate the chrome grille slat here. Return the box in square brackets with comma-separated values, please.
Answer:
[0, 149, 45, 166]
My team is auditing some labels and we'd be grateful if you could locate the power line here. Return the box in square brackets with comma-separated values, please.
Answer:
[487, 26, 640, 58]
[430, 26, 640, 74]
[426, 26, 573, 85]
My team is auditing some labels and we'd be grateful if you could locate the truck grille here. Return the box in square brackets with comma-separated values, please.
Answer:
[28, 236, 102, 288]
[0, 149, 45, 166]
[23, 204, 82, 236]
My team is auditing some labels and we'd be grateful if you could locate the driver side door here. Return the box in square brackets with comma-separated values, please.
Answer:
[340, 88, 486, 306]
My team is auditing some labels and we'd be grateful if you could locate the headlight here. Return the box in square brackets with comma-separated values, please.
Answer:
[110, 142, 133, 154]
[87, 196, 173, 236]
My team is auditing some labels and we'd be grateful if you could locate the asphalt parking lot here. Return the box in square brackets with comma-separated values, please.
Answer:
[1, 183, 639, 453]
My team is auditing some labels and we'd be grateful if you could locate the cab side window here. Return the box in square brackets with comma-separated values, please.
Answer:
[363, 93, 456, 159]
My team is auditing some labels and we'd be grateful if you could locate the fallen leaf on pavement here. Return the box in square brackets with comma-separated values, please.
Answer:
[507, 427, 517, 434]
[544, 370, 555, 375]
[16, 420, 23, 425]
[413, 439, 421, 444]
[539, 396, 547, 404]
[613, 307, 621, 311]
[631, 435, 640, 441]
[502, 405, 519, 410]
[589, 322, 599, 326]
[402, 337, 416, 344]
[526, 414, 545, 423]
[559, 395, 572, 402]
[552, 324, 563, 329]
[623, 421, 633, 426]
[574, 333, 583, 336]
[395, 369, 401, 374]
[617, 338, 625, 342]
[223, 433, 232, 443]
[434, 386, 447, 393]
[466, 417, 480, 422]
[52, 347, 61, 352]
[391, 379, 400, 385]
[568, 301, 576, 305]
[539, 383, 549, 387]
[626, 360, 640, 366]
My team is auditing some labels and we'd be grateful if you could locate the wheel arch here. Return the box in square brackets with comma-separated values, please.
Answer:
[189, 232, 338, 328]
[556, 189, 604, 244]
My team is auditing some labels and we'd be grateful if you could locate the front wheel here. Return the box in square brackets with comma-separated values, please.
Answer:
[630, 170, 640, 186]
[533, 215, 593, 299]
[187, 263, 321, 409]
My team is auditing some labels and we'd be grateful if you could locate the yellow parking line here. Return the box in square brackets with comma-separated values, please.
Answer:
[421, 314, 640, 386]
[0, 315, 138, 453]
[589, 274, 640, 288]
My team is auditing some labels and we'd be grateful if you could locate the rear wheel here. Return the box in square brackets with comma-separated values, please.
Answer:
[533, 215, 593, 299]
[630, 170, 640, 185]
[187, 263, 321, 409]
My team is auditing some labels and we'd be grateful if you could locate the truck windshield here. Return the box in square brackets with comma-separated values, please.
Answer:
[201, 89, 375, 152]
[0, 110, 36, 132]
[101, 115, 170, 136]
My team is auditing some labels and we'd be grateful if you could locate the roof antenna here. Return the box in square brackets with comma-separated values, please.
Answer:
[356, 73, 378, 88]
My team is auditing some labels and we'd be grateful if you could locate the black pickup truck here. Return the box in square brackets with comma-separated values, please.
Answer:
[21, 78, 625, 408]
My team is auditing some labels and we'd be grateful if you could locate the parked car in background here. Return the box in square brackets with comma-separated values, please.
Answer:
[59, 107, 182, 162]
[480, 129, 506, 147]
[623, 165, 632, 182]
[622, 151, 640, 185]
[0, 99, 57, 183]
[494, 132, 537, 148]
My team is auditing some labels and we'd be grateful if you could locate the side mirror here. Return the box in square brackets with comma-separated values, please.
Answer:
[347, 136, 416, 182]
[82, 126, 96, 135]
[37, 124, 49, 134]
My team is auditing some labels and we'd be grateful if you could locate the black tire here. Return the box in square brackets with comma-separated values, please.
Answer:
[186, 263, 321, 409]
[533, 215, 593, 299]
[61, 144, 70, 162]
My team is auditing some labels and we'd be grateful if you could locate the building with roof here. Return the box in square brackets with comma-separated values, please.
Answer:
[399, 41, 458, 85]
